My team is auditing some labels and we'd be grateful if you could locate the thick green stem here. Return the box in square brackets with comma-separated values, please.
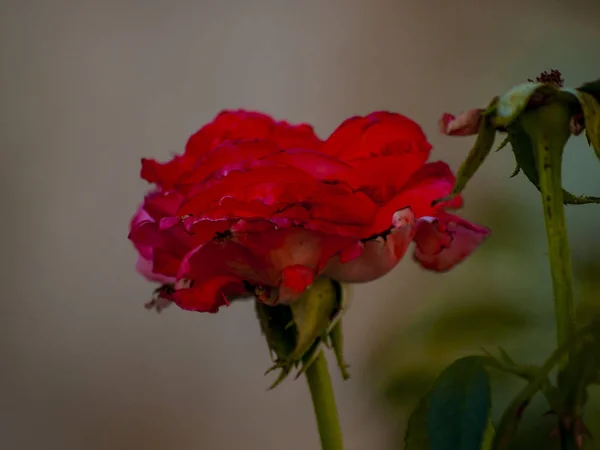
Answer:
[521, 102, 576, 354]
[305, 351, 344, 450]
[520, 102, 578, 449]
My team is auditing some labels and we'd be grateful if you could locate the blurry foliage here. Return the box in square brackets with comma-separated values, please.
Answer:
[364, 196, 600, 449]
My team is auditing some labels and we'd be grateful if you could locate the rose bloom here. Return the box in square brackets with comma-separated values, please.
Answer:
[129, 110, 489, 313]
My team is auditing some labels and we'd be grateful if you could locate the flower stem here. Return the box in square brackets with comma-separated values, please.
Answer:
[305, 351, 344, 450]
[524, 102, 576, 349]
[520, 101, 578, 449]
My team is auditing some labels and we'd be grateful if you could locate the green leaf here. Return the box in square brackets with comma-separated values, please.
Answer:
[405, 396, 430, 450]
[495, 82, 558, 127]
[424, 302, 536, 353]
[480, 416, 495, 450]
[575, 89, 600, 156]
[427, 356, 492, 450]
[406, 380, 495, 450]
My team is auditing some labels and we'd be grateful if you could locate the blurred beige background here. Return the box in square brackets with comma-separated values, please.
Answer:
[2, 0, 600, 449]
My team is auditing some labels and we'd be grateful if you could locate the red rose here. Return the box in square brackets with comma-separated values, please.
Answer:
[129, 110, 489, 313]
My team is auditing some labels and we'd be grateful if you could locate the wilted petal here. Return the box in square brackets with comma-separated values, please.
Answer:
[413, 212, 490, 272]
[439, 109, 482, 136]
[366, 161, 462, 235]
[323, 208, 416, 283]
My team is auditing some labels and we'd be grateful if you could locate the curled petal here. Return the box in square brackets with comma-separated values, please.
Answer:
[323, 208, 416, 283]
[439, 109, 482, 136]
[413, 212, 490, 272]
[366, 161, 461, 236]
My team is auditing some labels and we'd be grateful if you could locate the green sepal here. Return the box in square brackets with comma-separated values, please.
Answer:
[288, 277, 338, 362]
[577, 78, 600, 104]
[326, 281, 351, 380]
[575, 89, 600, 156]
[494, 136, 510, 152]
[255, 277, 350, 389]
[506, 118, 600, 205]
[495, 82, 558, 128]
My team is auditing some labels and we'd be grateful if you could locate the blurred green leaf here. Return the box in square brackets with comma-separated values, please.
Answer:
[480, 416, 495, 450]
[405, 396, 430, 450]
[560, 321, 600, 407]
[427, 357, 492, 450]
[425, 302, 536, 353]
[383, 367, 439, 407]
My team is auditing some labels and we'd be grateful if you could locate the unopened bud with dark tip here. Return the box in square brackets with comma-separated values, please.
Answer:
[528, 69, 565, 88]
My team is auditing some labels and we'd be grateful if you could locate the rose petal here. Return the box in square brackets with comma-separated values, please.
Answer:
[413, 212, 490, 271]
[135, 254, 174, 283]
[171, 275, 242, 313]
[262, 148, 351, 179]
[439, 109, 482, 136]
[364, 161, 460, 237]
[177, 139, 281, 187]
[323, 208, 416, 282]
[278, 265, 316, 303]
[321, 111, 431, 163]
